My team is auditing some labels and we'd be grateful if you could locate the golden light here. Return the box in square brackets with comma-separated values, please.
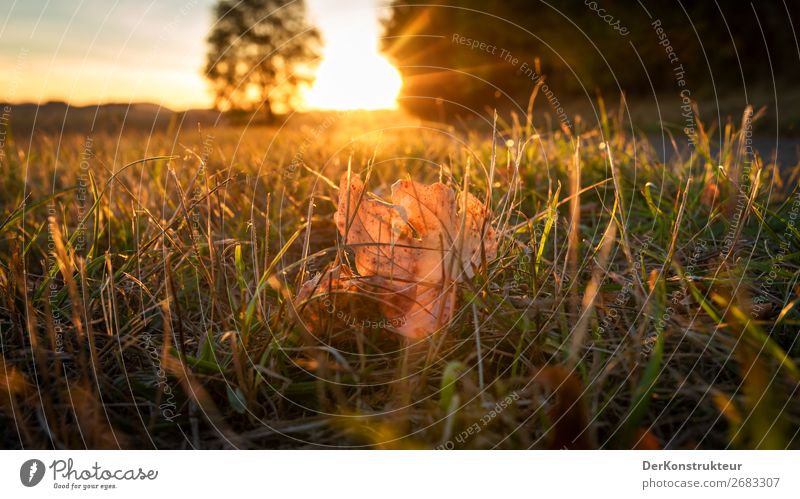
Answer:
[304, 0, 402, 110]
[304, 51, 402, 110]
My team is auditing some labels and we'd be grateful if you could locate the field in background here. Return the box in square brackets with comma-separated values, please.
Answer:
[1, 105, 799, 449]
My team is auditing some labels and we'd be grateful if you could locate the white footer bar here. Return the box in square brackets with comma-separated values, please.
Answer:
[1, 451, 797, 498]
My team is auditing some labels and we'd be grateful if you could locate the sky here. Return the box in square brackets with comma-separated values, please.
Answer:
[0, 0, 397, 110]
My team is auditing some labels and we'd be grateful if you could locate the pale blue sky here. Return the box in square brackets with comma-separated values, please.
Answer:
[0, 0, 390, 109]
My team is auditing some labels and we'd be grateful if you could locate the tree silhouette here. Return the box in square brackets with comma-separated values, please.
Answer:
[382, 1, 800, 121]
[205, 0, 320, 121]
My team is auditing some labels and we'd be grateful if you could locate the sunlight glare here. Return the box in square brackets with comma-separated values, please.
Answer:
[304, 0, 401, 110]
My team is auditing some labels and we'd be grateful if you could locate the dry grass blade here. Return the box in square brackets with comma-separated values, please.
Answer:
[567, 215, 617, 367]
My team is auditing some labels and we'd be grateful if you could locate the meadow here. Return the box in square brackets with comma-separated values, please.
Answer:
[1, 102, 799, 449]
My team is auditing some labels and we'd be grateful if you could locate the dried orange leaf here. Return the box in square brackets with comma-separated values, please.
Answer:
[329, 172, 497, 338]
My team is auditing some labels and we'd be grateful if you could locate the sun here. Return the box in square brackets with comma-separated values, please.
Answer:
[304, 51, 402, 110]
[303, 0, 402, 111]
